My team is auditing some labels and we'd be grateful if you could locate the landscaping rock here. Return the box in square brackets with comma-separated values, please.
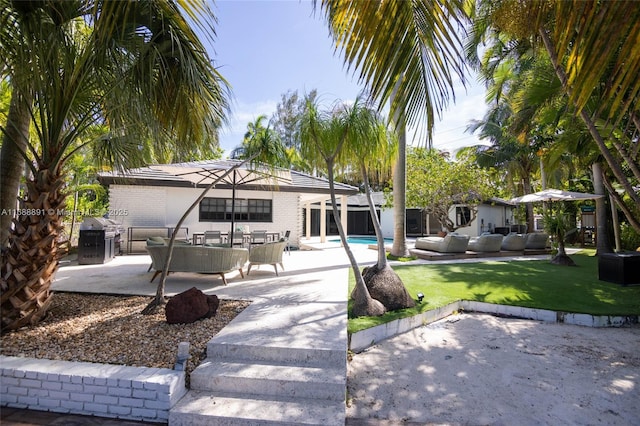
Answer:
[205, 294, 220, 318]
[166, 287, 214, 324]
[358, 264, 416, 311]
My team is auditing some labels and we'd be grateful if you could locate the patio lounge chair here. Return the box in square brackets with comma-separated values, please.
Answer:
[525, 232, 550, 249]
[467, 233, 504, 252]
[414, 232, 470, 253]
[501, 233, 526, 251]
[247, 241, 287, 276]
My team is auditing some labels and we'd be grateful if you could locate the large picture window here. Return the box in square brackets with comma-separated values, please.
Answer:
[199, 197, 272, 222]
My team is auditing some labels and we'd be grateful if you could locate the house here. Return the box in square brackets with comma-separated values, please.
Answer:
[97, 160, 359, 252]
[447, 198, 519, 237]
[311, 193, 517, 239]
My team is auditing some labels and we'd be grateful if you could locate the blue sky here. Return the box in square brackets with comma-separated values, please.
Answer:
[208, 0, 488, 156]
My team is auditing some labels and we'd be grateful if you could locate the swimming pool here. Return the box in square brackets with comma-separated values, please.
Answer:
[329, 236, 393, 245]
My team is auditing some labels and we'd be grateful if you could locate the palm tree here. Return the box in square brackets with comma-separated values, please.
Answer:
[318, 0, 471, 257]
[299, 97, 385, 317]
[300, 96, 416, 317]
[477, 0, 640, 229]
[0, 1, 230, 332]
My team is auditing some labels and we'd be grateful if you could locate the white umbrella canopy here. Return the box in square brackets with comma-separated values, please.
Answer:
[510, 188, 604, 204]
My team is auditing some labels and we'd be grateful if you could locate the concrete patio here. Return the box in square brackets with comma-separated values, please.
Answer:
[50, 240, 378, 424]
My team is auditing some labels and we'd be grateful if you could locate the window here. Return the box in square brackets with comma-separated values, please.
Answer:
[199, 197, 272, 222]
[456, 206, 471, 227]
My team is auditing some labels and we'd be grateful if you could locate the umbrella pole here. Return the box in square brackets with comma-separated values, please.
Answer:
[229, 169, 237, 248]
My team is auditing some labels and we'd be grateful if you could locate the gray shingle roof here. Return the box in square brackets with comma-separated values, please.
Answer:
[98, 159, 359, 195]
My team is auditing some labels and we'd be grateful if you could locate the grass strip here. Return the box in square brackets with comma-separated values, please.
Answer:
[348, 250, 640, 333]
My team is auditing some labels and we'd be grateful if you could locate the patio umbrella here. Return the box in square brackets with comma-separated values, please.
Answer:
[510, 188, 603, 204]
[154, 160, 291, 244]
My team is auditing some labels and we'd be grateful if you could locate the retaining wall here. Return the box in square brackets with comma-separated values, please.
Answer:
[348, 301, 639, 353]
[0, 355, 186, 423]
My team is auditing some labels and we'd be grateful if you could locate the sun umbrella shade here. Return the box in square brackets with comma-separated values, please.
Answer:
[510, 188, 604, 203]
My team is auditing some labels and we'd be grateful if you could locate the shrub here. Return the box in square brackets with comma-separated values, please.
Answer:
[620, 222, 640, 251]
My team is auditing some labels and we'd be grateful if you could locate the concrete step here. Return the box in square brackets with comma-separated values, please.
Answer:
[169, 390, 345, 426]
[190, 360, 346, 401]
[206, 342, 345, 368]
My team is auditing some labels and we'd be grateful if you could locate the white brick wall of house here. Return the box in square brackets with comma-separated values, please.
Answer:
[108, 185, 302, 249]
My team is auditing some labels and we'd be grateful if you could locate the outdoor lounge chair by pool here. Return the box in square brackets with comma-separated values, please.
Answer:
[501, 233, 526, 251]
[414, 232, 470, 253]
[525, 232, 550, 249]
[247, 241, 287, 276]
[467, 233, 504, 252]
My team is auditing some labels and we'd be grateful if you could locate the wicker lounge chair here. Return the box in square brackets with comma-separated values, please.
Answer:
[247, 241, 287, 276]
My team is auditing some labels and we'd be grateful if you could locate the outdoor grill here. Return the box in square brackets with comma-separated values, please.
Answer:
[77, 217, 124, 264]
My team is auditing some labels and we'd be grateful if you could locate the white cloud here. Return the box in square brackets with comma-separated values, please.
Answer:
[219, 98, 279, 155]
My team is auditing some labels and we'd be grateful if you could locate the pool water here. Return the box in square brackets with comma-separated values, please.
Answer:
[329, 236, 393, 245]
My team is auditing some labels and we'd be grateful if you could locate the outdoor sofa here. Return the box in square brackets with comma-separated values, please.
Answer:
[146, 244, 248, 285]
[467, 233, 504, 252]
[414, 232, 470, 253]
[501, 233, 527, 251]
[247, 241, 288, 276]
[525, 232, 550, 249]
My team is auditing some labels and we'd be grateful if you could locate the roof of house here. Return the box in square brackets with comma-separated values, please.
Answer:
[98, 159, 359, 196]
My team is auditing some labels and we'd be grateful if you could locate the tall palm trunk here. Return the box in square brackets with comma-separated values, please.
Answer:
[1, 91, 30, 248]
[1, 167, 67, 332]
[522, 176, 535, 233]
[391, 120, 409, 257]
[592, 162, 612, 254]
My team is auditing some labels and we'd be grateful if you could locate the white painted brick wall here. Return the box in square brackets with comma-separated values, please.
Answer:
[109, 185, 167, 230]
[108, 185, 303, 249]
[0, 355, 186, 423]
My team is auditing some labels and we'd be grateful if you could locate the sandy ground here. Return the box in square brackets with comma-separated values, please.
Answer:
[346, 313, 640, 426]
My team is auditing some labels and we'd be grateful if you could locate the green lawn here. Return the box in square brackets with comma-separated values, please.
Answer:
[348, 250, 640, 333]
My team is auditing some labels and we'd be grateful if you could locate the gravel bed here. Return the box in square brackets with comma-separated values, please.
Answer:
[1, 293, 250, 383]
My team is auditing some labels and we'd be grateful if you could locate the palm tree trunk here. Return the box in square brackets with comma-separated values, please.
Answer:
[592, 162, 612, 254]
[326, 161, 384, 317]
[603, 173, 640, 234]
[391, 120, 409, 257]
[1, 167, 66, 333]
[1, 91, 30, 248]
[522, 176, 535, 233]
[361, 163, 386, 267]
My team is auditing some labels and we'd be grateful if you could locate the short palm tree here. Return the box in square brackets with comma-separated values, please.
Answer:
[299, 96, 415, 317]
[0, 1, 230, 332]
